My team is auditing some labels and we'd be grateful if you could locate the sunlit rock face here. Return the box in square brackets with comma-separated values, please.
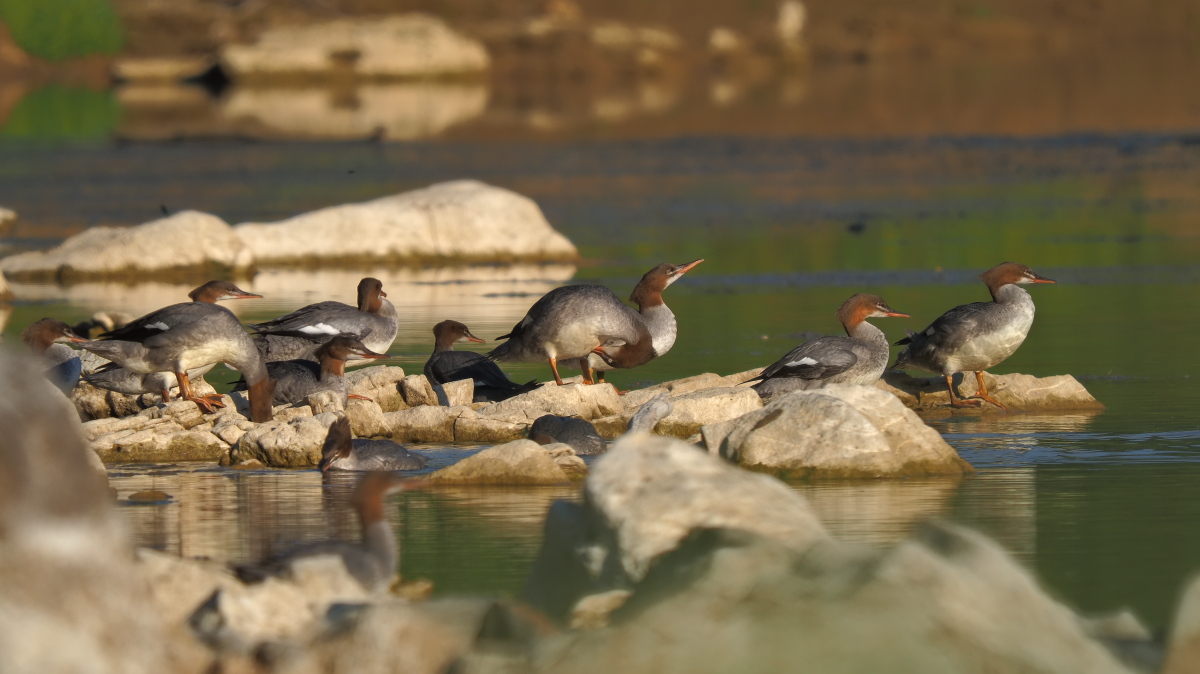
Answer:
[879, 371, 1106, 414]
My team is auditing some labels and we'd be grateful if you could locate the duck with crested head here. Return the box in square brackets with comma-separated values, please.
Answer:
[425, 320, 538, 402]
[234, 334, 387, 406]
[252, 277, 397, 364]
[890, 262, 1056, 410]
[21, 318, 89, 394]
[318, 416, 427, 472]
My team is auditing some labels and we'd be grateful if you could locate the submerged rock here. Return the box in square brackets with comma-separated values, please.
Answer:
[234, 181, 578, 266]
[429, 439, 580, 485]
[879, 371, 1106, 414]
[704, 384, 972, 479]
[0, 210, 253, 281]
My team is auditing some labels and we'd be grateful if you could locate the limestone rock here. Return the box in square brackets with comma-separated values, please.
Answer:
[879, 371, 1106, 414]
[221, 14, 489, 81]
[452, 415, 527, 443]
[0, 269, 10, 301]
[99, 427, 229, 463]
[429, 439, 576, 485]
[307, 390, 345, 415]
[707, 384, 972, 479]
[619, 373, 723, 410]
[480, 382, 621, 424]
[401, 374, 439, 407]
[231, 413, 339, 467]
[1165, 575, 1200, 674]
[434, 378, 474, 407]
[346, 365, 408, 412]
[234, 180, 577, 265]
[386, 405, 471, 443]
[0, 210, 252, 281]
[346, 399, 389, 438]
[594, 386, 762, 439]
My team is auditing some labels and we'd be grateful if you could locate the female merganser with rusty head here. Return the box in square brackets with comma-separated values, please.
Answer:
[890, 262, 1056, 410]
[318, 416, 428, 472]
[252, 278, 397, 363]
[83, 281, 259, 401]
[425, 320, 537, 402]
[21, 318, 89, 394]
[234, 334, 387, 406]
[81, 281, 274, 421]
[748, 293, 908, 400]
[235, 468, 425, 592]
[489, 260, 702, 385]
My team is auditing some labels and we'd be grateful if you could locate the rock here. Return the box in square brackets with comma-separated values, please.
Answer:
[707, 385, 972, 479]
[234, 180, 577, 266]
[0, 269, 10, 301]
[71, 376, 220, 421]
[480, 382, 622, 424]
[1164, 575, 1200, 674]
[570, 590, 633, 630]
[307, 390, 345, 415]
[346, 399, 389, 438]
[0, 210, 253, 281]
[230, 413, 339, 468]
[530, 414, 607, 455]
[452, 415, 528, 443]
[594, 387, 762, 439]
[878, 371, 1106, 414]
[434, 378, 474, 407]
[548, 522, 1135, 674]
[346, 365, 408, 412]
[99, 427, 229, 463]
[0, 206, 14, 228]
[619, 372, 723, 409]
[401, 374, 439, 407]
[112, 56, 215, 82]
[385, 405, 470, 443]
[212, 420, 249, 446]
[274, 405, 314, 423]
[221, 14, 489, 81]
[429, 439, 577, 485]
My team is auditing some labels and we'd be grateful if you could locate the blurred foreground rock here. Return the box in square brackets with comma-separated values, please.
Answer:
[880, 371, 1106, 414]
[429, 438, 585, 484]
[703, 384, 973, 478]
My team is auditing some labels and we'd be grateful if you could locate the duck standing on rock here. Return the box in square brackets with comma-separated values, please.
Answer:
[748, 293, 909, 401]
[252, 277, 397, 363]
[890, 262, 1056, 410]
[234, 469, 426, 592]
[489, 260, 703, 385]
[21, 318, 89, 394]
[425, 319, 538, 402]
[318, 416, 428, 472]
[234, 334, 387, 406]
[81, 282, 275, 421]
[83, 281, 259, 401]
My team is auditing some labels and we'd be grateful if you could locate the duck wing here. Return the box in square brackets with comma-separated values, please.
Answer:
[753, 336, 859, 382]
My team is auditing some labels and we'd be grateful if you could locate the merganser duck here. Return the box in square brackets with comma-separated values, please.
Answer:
[489, 260, 703, 385]
[748, 293, 908, 400]
[252, 278, 397, 363]
[234, 334, 387, 406]
[20, 318, 89, 393]
[529, 414, 607, 455]
[82, 282, 274, 421]
[83, 281, 257, 401]
[318, 416, 428, 472]
[890, 262, 1056, 410]
[424, 320, 538, 402]
[234, 469, 425, 592]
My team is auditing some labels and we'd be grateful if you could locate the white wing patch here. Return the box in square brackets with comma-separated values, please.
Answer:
[788, 356, 818, 367]
[925, 327, 936, 336]
[299, 323, 341, 336]
[145, 321, 170, 331]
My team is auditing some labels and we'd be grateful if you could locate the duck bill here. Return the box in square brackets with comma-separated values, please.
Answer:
[673, 259, 704, 275]
[1029, 275, 1056, 284]
[350, 351, 389, 360]
[67, 334, 91, 344]
[884, 311, 910, 318]
[231, 291, 264, 299]
[465, 331, 485, 343]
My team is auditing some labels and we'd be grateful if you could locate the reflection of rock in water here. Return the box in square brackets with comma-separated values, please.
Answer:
[792, 476, 963, 547]
[954, 468, 1037, 561]
[221, 83, 489, 140]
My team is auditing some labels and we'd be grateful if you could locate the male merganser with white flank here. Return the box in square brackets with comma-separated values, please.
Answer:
[83, 281, 259, 401]
[489, 260, 703, 385]
[82, 283, 275, 421]
[425, 320, 538, 402]
[252, 278, 397, 363]
[318, 416, 428, 472]
[748, 293, 909, 400]
[234, 334, 387, 406]
[21, 318, 89, 393]
[235, 469, 425, 592]
[890, 262, 1056, 410]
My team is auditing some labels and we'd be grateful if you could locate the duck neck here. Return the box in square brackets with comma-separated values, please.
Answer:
[847, 319, 887, 349]
[640, 303, 678, 357]
[433, 335, 456, 353]
[991, 283, 1032, 305]
[362, 518, 397, 583]
[320, 353, 346, 381]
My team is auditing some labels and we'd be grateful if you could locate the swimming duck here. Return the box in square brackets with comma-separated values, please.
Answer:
[529, 414, 607, 455]
[318, 416, 428, 472]
[890, 262, 1055, 410]
[21, 318, 88, 394]
[749, 293, 908, 400]
[489, 260, 702, 385]
[252, 278, 397, 363]
[424, 320, 537, 402]
[234, 334, 386, 406]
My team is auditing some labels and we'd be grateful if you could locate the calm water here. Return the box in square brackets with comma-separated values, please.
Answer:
[5, 132, 1200, 630]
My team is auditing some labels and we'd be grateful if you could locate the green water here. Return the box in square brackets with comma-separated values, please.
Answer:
[4, 132, 1200, 630]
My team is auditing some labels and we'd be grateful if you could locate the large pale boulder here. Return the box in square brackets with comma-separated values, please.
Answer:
[428, 439, 579, 485]
[1164, 575, 1200, 674]
[480, 382, 622, 424]
[594, 387, 762, 439]
[346, 365, 408, 412]
[705, 384, 973, 479]
[0, 210, 253, 281]
[386, 405, 471, 443]
[221, 14, 489, 81]
[618, 369, 762, 410]
[879, 371, 1106, 414]
[0, 269, 10, 301]
[234, 181, 578, 265]
[229, 413, 339, 467]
